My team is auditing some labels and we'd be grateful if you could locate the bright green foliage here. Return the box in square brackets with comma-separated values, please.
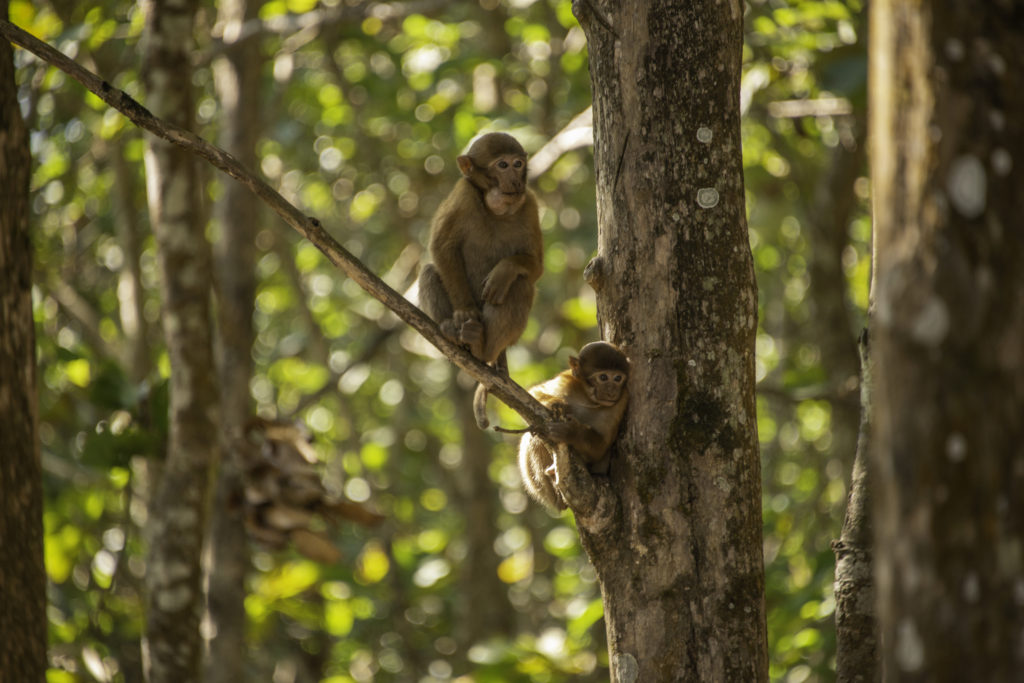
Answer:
[17, 0, 867, 680]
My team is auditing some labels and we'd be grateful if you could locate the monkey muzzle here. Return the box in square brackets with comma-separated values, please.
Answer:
[485, 187, 527, 215]
[498, 178, 525, 194]
[594, 385, 622, 404]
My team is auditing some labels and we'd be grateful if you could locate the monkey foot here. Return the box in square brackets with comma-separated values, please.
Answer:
[458, 317, 484, 346]
[439, 319, 460, 340]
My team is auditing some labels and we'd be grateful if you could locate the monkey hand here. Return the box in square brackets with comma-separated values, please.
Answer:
[544, 418, 581, 444]
[481, 261, 520, 305]
[548, 402, 571, 422]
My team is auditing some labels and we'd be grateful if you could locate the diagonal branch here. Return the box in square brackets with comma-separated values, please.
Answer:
[0, 19, 551, 428]
[527, 106, 592, 180]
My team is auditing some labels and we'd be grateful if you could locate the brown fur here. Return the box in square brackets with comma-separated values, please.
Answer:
[417, 133, 543, 428]
[519, 342, 630, 511]
[417, 133, 542, 363]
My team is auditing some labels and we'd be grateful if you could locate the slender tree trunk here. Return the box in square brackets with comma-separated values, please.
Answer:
[139, 1, 219, 681]
[821, 117, 880, 683]
[833, 329, 879, 682]
[112, 140, 151, 384]
[0, 3, 47, 678]
[869, 1, 1024, 680]
[452, 381, 515, 650]
[568, 1, 768, 679]
[806, 117, 864, 441]
[203, 1, 261, 680]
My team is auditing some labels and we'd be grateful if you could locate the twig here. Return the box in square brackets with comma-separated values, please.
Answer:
[0, 19, 552, 428]
[492, 425, 533, 435]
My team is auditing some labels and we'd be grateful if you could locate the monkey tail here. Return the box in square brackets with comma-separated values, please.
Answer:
[473, 382, 490, 429]
[473, 350, 510, 430]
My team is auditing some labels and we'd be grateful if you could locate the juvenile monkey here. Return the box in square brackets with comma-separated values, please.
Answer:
[416, 132, 543, 426]
[518, 341, 630, 511]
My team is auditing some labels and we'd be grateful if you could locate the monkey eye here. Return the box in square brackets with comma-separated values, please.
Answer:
[498, 160, 509, 169]
[599, 373, 609, 381]
[514, 159, 523, 168]
[614, 375, 623, 382]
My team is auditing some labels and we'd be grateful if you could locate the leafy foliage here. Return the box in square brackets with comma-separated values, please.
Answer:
[17, 0, 867, 680]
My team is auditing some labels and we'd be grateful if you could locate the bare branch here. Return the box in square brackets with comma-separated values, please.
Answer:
[528, 106, 593, 180]
[47, 278, 117, 363]
[0, 19, 552, 428]
[767, 97, 853, 119]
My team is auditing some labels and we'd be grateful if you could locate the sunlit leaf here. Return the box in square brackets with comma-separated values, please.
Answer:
[325, 600, 354, 636]
[356, 542, 390, 584]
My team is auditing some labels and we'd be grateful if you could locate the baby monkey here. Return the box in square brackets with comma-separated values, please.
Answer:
[519, 341, 630, 511]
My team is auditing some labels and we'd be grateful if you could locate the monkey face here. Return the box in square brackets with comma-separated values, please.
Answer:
[488, 154, 526, 194]
[456, 133, 529, 215]
[588, 370, 627, 405]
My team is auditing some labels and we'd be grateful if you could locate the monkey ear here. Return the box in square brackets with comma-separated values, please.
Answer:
[456, 155, 475, 177]
[568, 355, 581, 377]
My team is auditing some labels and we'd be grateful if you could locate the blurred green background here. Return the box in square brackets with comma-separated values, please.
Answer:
[12, 0, 868, 680]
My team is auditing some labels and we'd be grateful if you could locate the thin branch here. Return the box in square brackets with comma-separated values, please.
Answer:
[1, 19, 551, 428]
[767, 97, 853, 119]
[527, 106, 592, 180]
[756, 381, 859, 408]
[47, 278, 117, 363]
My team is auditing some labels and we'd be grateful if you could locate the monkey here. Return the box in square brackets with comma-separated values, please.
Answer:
[518, 341, 630, 511]
[415, 132, 543, 427]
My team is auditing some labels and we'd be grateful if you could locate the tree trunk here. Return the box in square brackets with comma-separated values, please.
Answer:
[0, 3, 47, 678]
[139, 0, 219, 681]
[112, 140, 151, 384]
[569, 1, 768, 679]
[452, 381, 515, 650]
[869, 1, 1024, 680]
[833, 329, 879, 682]
[204, 1, 261, 681]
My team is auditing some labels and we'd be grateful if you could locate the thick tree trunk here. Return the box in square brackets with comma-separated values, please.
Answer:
[568, 1, 768, 680]
[203, 1, 261, 680]
[140, 0, 219, 681]
[0, 4, 47, 678]
[869, 1, 1024, 680]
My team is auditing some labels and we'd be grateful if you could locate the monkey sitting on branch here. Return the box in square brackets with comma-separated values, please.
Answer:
[519, 341, 630, 512]
[415, 132, 543, 429]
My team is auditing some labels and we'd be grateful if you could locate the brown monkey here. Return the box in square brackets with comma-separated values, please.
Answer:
[416, 132, 543, 426]
[518, 341, 630, 511]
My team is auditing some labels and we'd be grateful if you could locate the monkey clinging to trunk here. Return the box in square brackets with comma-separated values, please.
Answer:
[416, 132, 543, 428]
[519, 341, 630, 511]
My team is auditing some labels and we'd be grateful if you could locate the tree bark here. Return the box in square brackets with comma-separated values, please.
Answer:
[833, 329, 879, 683]
[0, 2, 47, 677]
[869, 1, 1024, 680]
[204, 1, 261, 680]
[139, 1, 219, 681]
[570, 1, 768, 680]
